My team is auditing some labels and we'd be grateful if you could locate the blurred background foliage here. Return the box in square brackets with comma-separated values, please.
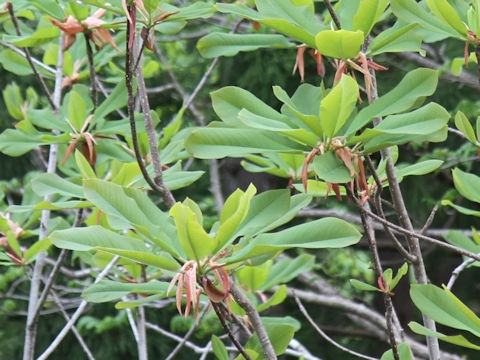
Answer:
[1, 0, 480, 359]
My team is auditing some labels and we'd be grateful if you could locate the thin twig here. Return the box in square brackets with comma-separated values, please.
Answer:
[0, 40, 56, 74]
[420, 205, 438, 235]
[323, 0, 341, 29]
[211, 302, 253, 360]
[294, 292, 378, 360]
[364, 156, 416, 262]
[165, 305, 209, 360]
[50, 291, 96, 360]
[369, 61, 440, 359]
[137, 304, 148, 360]
[31, 209, 84, 327]
[124, 5, 171, 201]
[36, 256, 119, 360]
[7, 3, 56, 110]
[446, 256, 479, 290]
[133, 35, 176, 208]
[84, 32, 98, 108]
[230, 282, 277, 360]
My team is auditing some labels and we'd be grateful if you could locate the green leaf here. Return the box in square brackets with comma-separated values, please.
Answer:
[409, 321, 480, 350]
[211, 86, 284, 126]
[452, 168, 480, 203]
[0, 129, 68, 156]
[185, 127, 306, 159]
[31, 173, 83, 198]
[350, 279, 381, 292]
[24, 238, 52, 262]
[115, 292, 167, 309]
[455, 111, 478, 144]
[390, 0, 458, 37]
[367, 22, 424, 56]
[3, 27, 60, 47]
[441, 200, 480, 217]
[396, 160, 443, 179]
[444, 231, 480, 255]
[0, 50, 34, 76]
[216, 184, 256, 250]
[293, 180, 347, 197]
[68, 91, 86, 132]
[320, 75, 358, 138]
[390, 263, 408, 290]
[83, 279, 169, 303]
[95, 248, 179, 270]
[315, 30, 364, 60]
[2, 83, 24, 120]
[426, 0, 468, 37]
[30, 0, 65, 19]
[257, 285, 287, 312]
[353, 0, 389, 35]
[170, 202, 216, 261]
[477, 116, 480, 141]
[237, 264, 270, 291]
[228, 218, 361, 263]
[352, 103, 449, 153]
[75, 150, 97, 178]
[197, 33, 295, 58]
[82, 179, 181, 256]
[312, 152, 352, 184]
[211, 335, 229, 360]
[380, 343, 413, 360]
[243, 316, 295, 357]
[50, 225, 148, 252]
[410, 284, 480, 337]
[93, 80, 128, 125]
[7, 231, 22, 259]
[347, 68, 438, 134]
[261, 254, 314, 290]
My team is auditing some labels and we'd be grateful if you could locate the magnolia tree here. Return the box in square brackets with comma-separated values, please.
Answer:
[1, 0, 480, 359]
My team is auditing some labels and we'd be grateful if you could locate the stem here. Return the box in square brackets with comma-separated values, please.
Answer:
[133, 37, 175, 208]
[125, 5, 175, 207]
[323, 0, 341, 29]
[84, 32, 98, 108]
[23, 35, 64, 360]
[36, 256, 119, 360]
[294, 292, 378, 360]
[230, 282, 277, 360]
[165, 305, 209, 360]
[211, 302, 253, 360]
[369, 66, 440, 359]
[137, 305, 148, 360]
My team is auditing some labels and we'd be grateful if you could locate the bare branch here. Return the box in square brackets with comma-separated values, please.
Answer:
[294, 292, 379, 360]
[36, 256, 119, 360]
[230, 282, 277, 360]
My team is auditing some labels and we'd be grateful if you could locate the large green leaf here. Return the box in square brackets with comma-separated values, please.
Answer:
[83, 179, 181, 256]
[410, 284, 480, 337]
[228, 218, 361, 263]
[353, 0, 389, 35]
[0, 129, 69, 156]
[68, 91, 86, 132]
[320, 75, 358, 138]
[185, 127, 306, 159]
[93, 80, 128, 125]
[347, 68, 438, 134]
[197, 33, 295, 58]
[350, 103, 449, 153]
[426, 0, 468, 37]
[83, 279, 169, 303]
[409, 322, 480, 350]
[315, 30, 364, 60]
[367, 22, 424, 56]
[442, 200, 480, 217]
[31, 173, 84, 198]
[452, 168, 480, 203]
[390, 0, 459, 37]
[3, 27, 60, 47]
[211, 86, 284, 126]
[455, 111, 477, 144]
